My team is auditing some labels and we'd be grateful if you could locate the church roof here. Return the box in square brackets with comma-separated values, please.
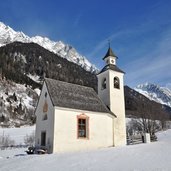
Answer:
[103, 47, 118, 60]
[45, 78, 115, 116]
[98, 64, 125, 74]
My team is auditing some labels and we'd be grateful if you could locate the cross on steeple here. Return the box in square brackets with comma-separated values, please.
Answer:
[108, 39, 111, 48]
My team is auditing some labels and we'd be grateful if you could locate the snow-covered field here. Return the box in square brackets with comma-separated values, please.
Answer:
[0, 128, 171, 171]
[0, 126, 35, 145]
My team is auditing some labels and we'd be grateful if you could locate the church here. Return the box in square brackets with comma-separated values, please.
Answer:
[35, 47, 126, 153]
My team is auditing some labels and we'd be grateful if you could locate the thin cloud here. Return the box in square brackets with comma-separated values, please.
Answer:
[125, 56, 171, 86]
[87, 30, 130, 58]
[124, 28, 171, 87]
[73, 13, 82, 27]
[88, 1, 171, 87]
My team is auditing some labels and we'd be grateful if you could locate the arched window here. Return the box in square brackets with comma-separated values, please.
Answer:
[43, 100, 48, 120]
[102, 78, 106, 90]
[114, 77, 120, 89]
[77, 114, 89, 139]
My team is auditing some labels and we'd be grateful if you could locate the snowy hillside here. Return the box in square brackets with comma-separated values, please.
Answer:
[0, 127, 171, 170]
[0, 22, 97, 73]
[135, 83, 171, 107]
[0, 79, 39, 127]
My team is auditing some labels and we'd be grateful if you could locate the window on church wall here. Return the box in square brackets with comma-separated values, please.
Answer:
[42, 92, 48, 120]
[43, 101, 48, 113]
[77, 114, 89, 139]
[114, 77, 120, 89]
[102, 78, 106, 90]
[43, 113, 48, 120]
[42, 101, 48, 120]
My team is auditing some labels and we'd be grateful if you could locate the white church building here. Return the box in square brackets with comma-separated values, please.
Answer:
[35, 47, 126, 153]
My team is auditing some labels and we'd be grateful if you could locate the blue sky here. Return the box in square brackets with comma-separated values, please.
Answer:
[0, 0, 171, 88]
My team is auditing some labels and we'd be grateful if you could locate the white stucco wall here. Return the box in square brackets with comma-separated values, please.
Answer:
[35, 82, 55, 153]
[97, 69, 126, 147]
[53, 107, 114, 153]
[109, 70, 126, 146]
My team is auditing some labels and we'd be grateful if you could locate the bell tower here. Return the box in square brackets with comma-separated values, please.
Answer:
[97, 46, 126, 146]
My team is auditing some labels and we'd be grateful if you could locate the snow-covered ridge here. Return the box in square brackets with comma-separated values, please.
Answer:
[0, 22, 97, 73]
[135, 82, 171, 107]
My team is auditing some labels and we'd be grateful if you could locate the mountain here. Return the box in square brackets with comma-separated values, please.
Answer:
[0, 41, 97, 127]
[124, 86, 171, 120]
[0, 41, 97, 90]
[135, 83, 171, 108]
[0, 21, 97, 73]
[0, 40, 170, 127]
[0, 22, 170, 127]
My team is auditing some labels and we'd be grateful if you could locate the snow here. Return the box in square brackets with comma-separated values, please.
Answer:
[135, 83, 171, 107]
[0, 126, 35, 145]
[27, 74, 40, 83]
[34, 88, 41, 96]
[0, 127, 171, 170]
[0, 21, 98, 73]
[0, 80, 39, 127]
[0, 81, 36, 110]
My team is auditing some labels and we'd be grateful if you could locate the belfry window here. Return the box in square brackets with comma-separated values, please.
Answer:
[114, 77, 120, 89]
[102, 78, 106, 90]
